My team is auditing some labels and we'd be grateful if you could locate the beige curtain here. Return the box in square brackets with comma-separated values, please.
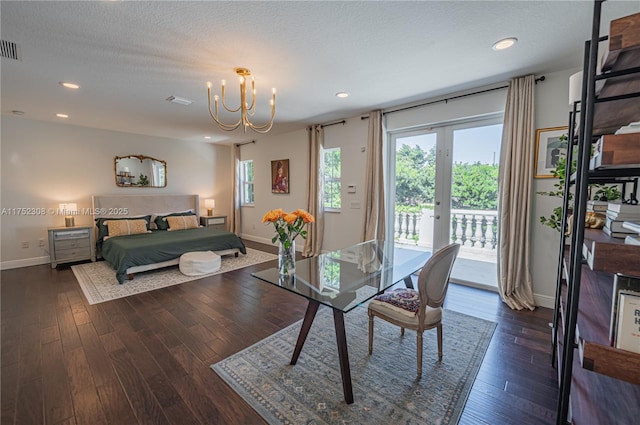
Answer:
[361, 110, 386, 242]
[303, 125, 324, 257]
[230, 144, 242, 235]
[497, 75, 536, 311]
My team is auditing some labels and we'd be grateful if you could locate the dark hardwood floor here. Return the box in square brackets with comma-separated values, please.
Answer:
[1, 241, 558, 424]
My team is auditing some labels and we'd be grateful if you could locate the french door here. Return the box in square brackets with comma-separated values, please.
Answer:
[386, 115, 502, 288]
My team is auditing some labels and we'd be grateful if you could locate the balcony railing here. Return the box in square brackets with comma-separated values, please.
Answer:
[395, 209, 498, 251]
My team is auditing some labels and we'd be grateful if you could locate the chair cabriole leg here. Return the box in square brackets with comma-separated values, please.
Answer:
[368, 311, 374, 355]
[437, 323, 443, 361]
[417, 330, 423, 378]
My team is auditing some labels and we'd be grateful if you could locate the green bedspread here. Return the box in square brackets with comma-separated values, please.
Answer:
[101, 228, 247, 284]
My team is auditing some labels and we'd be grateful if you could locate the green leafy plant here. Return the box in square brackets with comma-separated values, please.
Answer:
[137, 174, 149, 186]
[593, 185, 621, 202]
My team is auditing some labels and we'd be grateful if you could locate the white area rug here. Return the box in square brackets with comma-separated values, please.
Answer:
[72, 248, 277, 305]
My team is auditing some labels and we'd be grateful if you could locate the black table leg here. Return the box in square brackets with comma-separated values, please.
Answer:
[333, 309, 354, 404]
[290, 300, 319, 365]
[404, 275, 414, 289]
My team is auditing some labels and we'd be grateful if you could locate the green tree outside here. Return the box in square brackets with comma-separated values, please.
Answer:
[395, 144, 498, 211]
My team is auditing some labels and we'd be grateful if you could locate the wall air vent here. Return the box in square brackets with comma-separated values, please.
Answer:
[166, 96, 193, 106]
[1, 40, 20, 60]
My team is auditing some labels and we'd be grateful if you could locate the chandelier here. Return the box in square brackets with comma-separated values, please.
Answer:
[207, 67, 276, 133]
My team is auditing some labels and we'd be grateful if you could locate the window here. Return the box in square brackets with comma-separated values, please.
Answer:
[240, 160, 254, 205]
[323, 148, 341, 210]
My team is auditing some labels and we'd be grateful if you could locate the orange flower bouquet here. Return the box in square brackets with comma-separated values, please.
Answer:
[262, 208, 315, 275]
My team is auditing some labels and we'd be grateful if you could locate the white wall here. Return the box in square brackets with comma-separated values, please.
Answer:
[0, 116, 231, 268]
[531, 68, 580, 308]
[238, 117, 371, 251]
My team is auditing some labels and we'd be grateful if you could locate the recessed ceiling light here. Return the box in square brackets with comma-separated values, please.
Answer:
[56, 113, 69, 118]
[492, 37, 518, 51]
[59, 81, 80, 89]
[204, 136, 211, 140]
[335, 92, 349, 98]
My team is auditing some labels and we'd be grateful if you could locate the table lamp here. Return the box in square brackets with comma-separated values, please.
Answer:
[59, 203, 78, 227]
[205, 199, 216, 216]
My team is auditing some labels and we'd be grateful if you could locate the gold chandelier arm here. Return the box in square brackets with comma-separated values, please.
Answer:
[247, 77, 256, 114]
[246, 103, 276, 133]
[208, 87, 242, 131]
[220, 83, 242, 113]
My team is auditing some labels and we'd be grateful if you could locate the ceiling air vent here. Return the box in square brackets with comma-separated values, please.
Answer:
[1, 40, 20, 60]
[166, 96, 193, 106]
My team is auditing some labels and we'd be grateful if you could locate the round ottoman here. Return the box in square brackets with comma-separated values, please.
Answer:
[179, 251, 221, 276]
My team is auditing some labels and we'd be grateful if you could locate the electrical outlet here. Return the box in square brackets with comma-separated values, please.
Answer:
[21, 241, 29, 248]
[38, 238, 45, 247]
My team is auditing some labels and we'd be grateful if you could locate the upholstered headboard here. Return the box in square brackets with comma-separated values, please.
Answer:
[92, 194, 200, 221]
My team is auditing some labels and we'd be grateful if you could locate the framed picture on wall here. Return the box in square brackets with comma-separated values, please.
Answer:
[534, 126, 569, 178]
[271, 159, 290, 194]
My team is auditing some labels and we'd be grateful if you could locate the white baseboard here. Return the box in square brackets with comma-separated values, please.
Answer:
[1, 256, 50, 270]
[450, 278, 556, 310]
[533, 293, 555, 309]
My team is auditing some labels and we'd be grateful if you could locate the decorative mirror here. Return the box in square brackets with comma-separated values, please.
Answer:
[114, 155, 167, 187]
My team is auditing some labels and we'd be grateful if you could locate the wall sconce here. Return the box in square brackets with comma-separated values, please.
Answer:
[59, 203, 78, 227]
[204, 199, 216, 216]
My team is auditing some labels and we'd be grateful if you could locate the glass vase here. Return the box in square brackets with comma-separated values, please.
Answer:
[278, 240, 296, 276]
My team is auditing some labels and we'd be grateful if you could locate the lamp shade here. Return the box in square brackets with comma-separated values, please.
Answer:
[204, 199, 215, 216]
[59, 203, 78, 227]
[569, 71, 583, 105]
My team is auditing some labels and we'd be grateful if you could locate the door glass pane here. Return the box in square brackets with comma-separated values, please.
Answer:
[394, 133, 437, 250]
[449, 124, 501, 287]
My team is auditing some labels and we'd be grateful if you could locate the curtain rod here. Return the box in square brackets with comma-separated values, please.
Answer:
[320, 119, 346, 128]
[367, 76, 546, 117]
[235, 140, 256, 147]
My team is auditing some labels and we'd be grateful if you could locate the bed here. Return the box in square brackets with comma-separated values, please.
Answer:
[92, 194, 246, 283]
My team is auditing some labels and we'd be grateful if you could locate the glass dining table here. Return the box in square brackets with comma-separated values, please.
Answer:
[251, 240, 432, 404]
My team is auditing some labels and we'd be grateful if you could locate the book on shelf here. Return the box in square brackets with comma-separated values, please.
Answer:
[609, 275, 640, 343]
[606, 211, 640, 221]
[587, 200, 608, 212]
[615, 291, 640, 354]
[615, 122, 640, 135]
[603, 225, 633, 238]
[605, 218, 636, 234]
[622, 220, 640, 234]
[608, 203, 640, 214]
[625, 235, 640, 246]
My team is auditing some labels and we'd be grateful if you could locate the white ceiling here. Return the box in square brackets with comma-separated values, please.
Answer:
[2, 1, 639, 144]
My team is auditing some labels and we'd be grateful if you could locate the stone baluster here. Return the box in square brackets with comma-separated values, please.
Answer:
[480, 215, 488, 248]
[491, 216, 498, 249]
[470, 216, 477, 247]
[460, 215, 468, 246]
[451, 214, 458, 243]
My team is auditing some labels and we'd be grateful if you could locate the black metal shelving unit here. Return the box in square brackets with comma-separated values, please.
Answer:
[554, 1, 640, 424]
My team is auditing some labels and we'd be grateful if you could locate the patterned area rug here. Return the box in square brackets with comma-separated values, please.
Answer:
[72, 248, 276, 305]
[212, 306, 496, 425]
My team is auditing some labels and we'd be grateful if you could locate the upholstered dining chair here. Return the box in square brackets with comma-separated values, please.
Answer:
[368, 243, 460, 378]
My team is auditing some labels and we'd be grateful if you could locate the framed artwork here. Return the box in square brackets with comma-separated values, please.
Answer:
[271, 159, 290, 194]
[534, 126, 569, 178]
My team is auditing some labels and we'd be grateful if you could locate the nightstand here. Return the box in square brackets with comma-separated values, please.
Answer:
[48, 225, 96, 268]
[200, 215, 227, 231]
